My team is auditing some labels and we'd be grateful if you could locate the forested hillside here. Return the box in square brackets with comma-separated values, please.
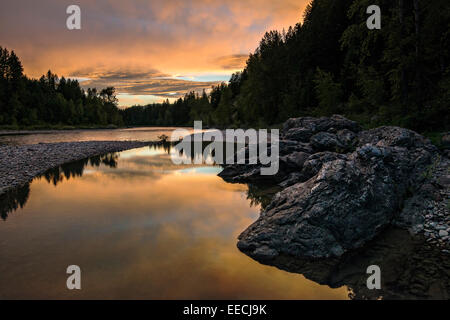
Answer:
[122, 0, 449, 133]
[1, 0, 448, 133]
[0, 47, 123, 129]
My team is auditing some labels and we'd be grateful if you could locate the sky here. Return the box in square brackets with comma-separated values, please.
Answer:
[0, 0, 309, 107]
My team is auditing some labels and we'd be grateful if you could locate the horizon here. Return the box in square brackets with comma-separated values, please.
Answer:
[0, 0, 309, 108]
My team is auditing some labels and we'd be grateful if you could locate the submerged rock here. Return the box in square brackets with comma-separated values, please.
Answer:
[219, 115, 447, 259]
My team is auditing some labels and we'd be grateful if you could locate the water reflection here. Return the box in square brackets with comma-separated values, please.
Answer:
[246, 184, 280, 210]
[0, 145, 348, 299]
[0, 141, 275, 220]
[0, 127, 193, 146]
[0, 154, 120, 220]
[42, 154, 120, 186]
[0, 143, 182, 220]
[3, 142, 444, 300]
[0, 184, 30, 220]
[238, 227, 450, 299]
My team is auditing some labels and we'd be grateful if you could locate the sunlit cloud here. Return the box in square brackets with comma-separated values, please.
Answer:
[0, 0, 309, 105]
[72, 67, 223, 104]
[214, 54, 248, 70]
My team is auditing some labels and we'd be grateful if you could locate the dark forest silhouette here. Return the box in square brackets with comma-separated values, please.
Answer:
[0, 47, 123, 129]
[1, 0, 448, 134]
[121, 0, 449, 134]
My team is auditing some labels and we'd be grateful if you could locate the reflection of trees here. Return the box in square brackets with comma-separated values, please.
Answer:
[173, 141, 214, 163]
[246, 184, 280, 210]
[0, 183, 30, 220]
[89, 153, 119, 168]
[171, 139, 279, 210]
[173, 140, 245, 164]
[152, 141, 172, 154]
[0, 153, 119, 220]
[239, 227, 450, 300]
[42, 153, 119, 186]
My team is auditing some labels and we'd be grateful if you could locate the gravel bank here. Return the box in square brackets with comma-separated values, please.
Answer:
[0, 140, 154, 195]
[413, 155, 450, 252]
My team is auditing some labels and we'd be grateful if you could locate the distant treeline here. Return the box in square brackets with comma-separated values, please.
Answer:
[121, 0, 449, 133]
[0, 47, 123, 128]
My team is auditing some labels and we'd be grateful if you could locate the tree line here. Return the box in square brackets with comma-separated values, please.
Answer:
[121, 0, 449, 133]
[1, 0, 448, 133]
[0, 47, 123, 128]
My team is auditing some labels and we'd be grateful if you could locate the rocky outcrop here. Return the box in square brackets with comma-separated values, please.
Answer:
[218, 115, 448, 260]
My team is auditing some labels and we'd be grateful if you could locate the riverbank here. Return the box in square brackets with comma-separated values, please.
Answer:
[0, 125, 195, 136]
[0, 124, 122, 133]
[0, 141, 155, 196]
[0, 128, 117, 137]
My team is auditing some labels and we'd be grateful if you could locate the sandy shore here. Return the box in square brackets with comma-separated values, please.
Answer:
[0, 140, 154, 196]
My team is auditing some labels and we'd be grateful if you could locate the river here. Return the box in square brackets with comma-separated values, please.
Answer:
[0, 128, 349, 299]
[0, 127, 190, 145]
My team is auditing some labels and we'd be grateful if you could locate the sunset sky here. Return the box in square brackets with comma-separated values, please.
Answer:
[0, 0, 308, 107]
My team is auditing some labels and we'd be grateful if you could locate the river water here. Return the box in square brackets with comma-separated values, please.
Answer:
[0, 127, 192, 145]
[0, 129, 349, 299]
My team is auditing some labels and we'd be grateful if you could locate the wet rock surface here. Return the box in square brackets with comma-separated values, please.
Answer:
[0, 141, 154, 196]
[218, 115, 449, 260]
[254, 228, 450, 299]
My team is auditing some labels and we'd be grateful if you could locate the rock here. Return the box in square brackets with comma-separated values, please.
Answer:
[238, 146, 415, 258]
[310, 132, 345, 152]
[357, 126, 437, 152]
[437, 175, 450, 187]
[282, 115, 362, 137]
[439, 230, 449, 237]
[336, 129, 357, 148]
[218, 115, 444, 259]
[280, 151, 310, 170]
[442, 133, 450, 149]
[279, 140, 314, 155]
[283, 128, 314, 142]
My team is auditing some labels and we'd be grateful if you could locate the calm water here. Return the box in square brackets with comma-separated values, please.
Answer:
[0, 145, 349, 299]
[0, 127, 193, 145]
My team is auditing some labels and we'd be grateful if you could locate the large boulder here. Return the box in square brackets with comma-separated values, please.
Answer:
[282, 115, 362, 137]
[237, 144, 432, 259]
[219, 115, 440, 259]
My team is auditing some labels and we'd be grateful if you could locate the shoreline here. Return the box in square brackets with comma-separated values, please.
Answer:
[0, 140, 156, 196]
[0, 126, 194, 137]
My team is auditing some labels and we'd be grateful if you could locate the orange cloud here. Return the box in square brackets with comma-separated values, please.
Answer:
[0, 0, 310, 104]
[214, 54, 248, 70]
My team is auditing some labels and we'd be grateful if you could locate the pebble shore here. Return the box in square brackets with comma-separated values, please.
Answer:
[414, 155, 450, 253]
[0, 141, 154, 196]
